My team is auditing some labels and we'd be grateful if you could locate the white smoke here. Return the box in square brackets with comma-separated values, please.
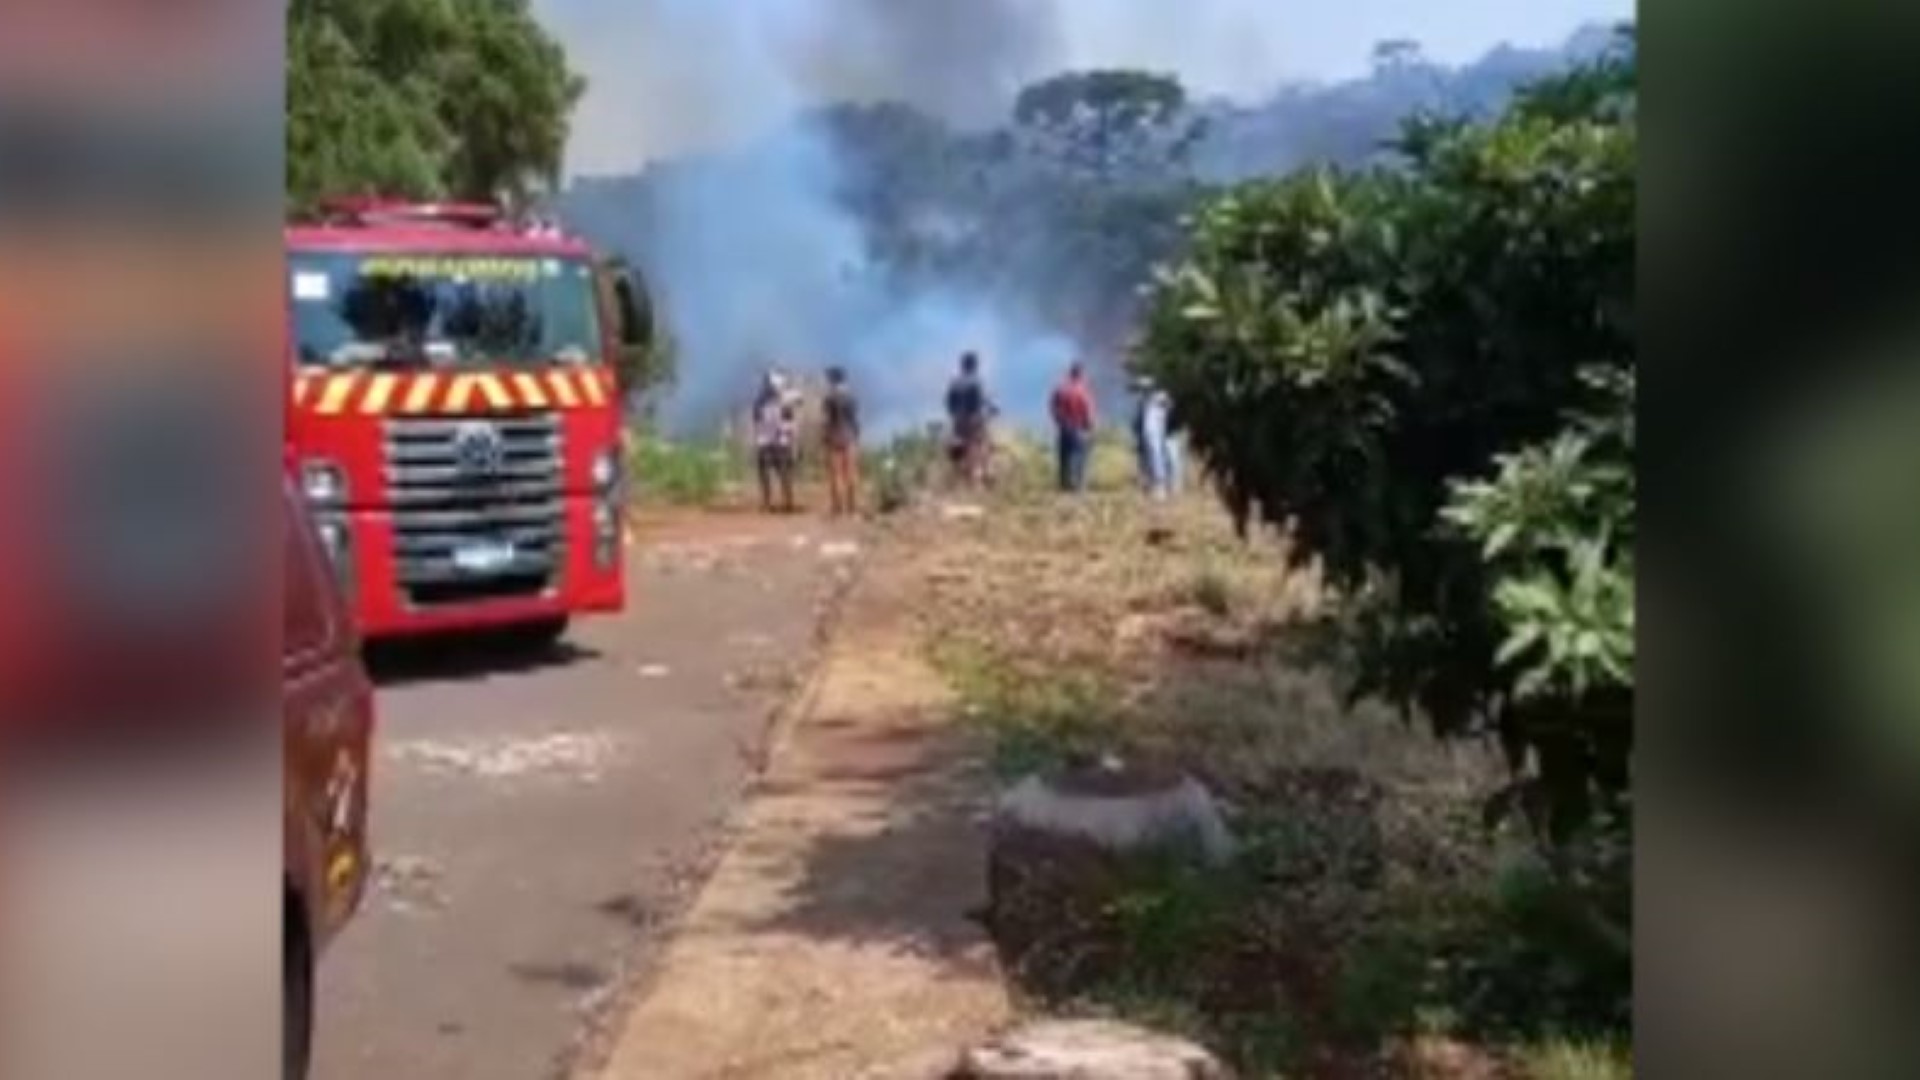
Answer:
[538, 0, 1626, 434]
[546, 0, 1064, 175]
[551, 0, 1083, 435]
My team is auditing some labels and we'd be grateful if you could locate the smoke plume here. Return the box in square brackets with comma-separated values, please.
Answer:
[547, 0, 1154, 436]
[543, 0, 1617, 435]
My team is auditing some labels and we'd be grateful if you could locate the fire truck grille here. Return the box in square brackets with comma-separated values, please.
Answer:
[381, 412, 565, 606]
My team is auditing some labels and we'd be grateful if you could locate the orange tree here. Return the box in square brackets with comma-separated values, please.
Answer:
[1135, 34, 1635, 946]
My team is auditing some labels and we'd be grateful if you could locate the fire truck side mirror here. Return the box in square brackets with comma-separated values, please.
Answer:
[609, 270, 649, 349]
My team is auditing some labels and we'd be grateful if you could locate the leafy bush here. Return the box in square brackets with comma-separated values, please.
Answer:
[1443, 367, 1634, 932]
[1134, 32, 1635, 1037]
[1137, 41, 1633, 842]
[1444, 368, 1634, 710]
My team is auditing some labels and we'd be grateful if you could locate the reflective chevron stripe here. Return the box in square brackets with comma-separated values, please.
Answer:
[401, 373, 441, 414]
[512, 372, 549, 409]
[313, 373, 359, 415]
[547, 369, 579, 407]
[288, 367, 614, 415]
[358, 373, 399, 415]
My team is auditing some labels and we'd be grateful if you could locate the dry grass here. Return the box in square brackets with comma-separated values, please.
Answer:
[866, 473, 1548, 1076]
[890, 483, 1493, 816]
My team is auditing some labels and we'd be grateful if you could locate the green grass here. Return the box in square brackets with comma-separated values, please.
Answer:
[627, 435, 737, 506]
[1516, 1038, 1633, 1080]
[931, 638, 1119, 777]
[865, 427, 948, 513]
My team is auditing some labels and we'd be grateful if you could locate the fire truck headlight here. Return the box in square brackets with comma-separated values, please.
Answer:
[302, 459, 347, 505]
[591, 448, 620, 493]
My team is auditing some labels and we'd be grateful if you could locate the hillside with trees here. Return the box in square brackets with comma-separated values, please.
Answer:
[559, 23, 1624, 417]
[1190, 23, 1623, 179]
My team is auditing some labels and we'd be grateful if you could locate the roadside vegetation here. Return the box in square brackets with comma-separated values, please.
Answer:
[905, 490, 1622, 1078]
[626, 435, 739, 508]
[885, 33, 1636, 1080]
[625, 417, 1143, 511]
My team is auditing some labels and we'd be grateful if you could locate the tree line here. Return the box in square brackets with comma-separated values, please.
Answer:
[561, 27, 1617, 400]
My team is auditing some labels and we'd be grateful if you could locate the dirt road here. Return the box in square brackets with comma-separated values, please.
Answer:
[310, 512, 858, 1080]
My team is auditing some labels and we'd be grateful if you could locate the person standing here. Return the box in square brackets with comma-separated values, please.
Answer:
[1049, 362, 1096, 493]
[752, 369, 799, 513]
[821, 365, 862, 516]
[1130, 376, 1154, 492]
[1140, 382, 1175, 500]
[945, 351, 993, 487]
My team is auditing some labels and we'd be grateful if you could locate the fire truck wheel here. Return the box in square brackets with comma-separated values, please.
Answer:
[284, 891, 313, 1080]
[504, 616, 570, 653]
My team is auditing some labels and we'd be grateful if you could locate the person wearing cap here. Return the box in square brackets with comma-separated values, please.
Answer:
[752, 368, 799, 513]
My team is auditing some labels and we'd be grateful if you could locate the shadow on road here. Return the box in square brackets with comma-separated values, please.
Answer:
[364, 635, 603, 688]
[747, 712, 998, 967]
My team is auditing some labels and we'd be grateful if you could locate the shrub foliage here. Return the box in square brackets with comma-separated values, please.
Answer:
[1135, 35, 1635, 933]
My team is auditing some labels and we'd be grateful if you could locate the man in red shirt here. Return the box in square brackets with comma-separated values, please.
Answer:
[1049, 362, 1096, 493]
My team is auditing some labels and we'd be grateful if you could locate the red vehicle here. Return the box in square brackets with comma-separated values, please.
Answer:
[283, 474, 375, 1080]
[284, 199, 648, 645]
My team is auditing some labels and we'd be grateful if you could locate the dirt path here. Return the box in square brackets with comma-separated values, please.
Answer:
[592, 541, 1009, 1080]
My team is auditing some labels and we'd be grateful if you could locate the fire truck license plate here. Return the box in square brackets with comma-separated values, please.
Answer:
[453, 540, 515, 573]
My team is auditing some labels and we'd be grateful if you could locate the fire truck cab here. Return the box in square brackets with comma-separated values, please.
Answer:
[284, 199, 647, 644]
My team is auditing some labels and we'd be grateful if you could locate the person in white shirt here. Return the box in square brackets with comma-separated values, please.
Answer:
[752, 369, 800, 513]
[1132, 378, 1177, 500]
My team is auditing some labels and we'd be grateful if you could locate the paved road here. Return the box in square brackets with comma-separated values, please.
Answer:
[311, 515, 855, 1080]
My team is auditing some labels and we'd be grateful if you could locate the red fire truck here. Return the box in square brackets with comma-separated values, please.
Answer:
[284, 199, 648, 645]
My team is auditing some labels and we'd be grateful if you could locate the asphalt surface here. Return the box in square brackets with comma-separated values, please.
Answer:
[310, 515, 856, 1080]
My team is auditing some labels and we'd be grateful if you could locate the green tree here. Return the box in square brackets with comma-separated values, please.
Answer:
[287, 6, 448, 207]
[286, 0, 583, 211]
[1013, 69, 1208, 185]
[1136, 42, 1635, 924]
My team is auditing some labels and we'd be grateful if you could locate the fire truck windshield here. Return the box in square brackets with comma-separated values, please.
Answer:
[288, 251, 602, 370]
